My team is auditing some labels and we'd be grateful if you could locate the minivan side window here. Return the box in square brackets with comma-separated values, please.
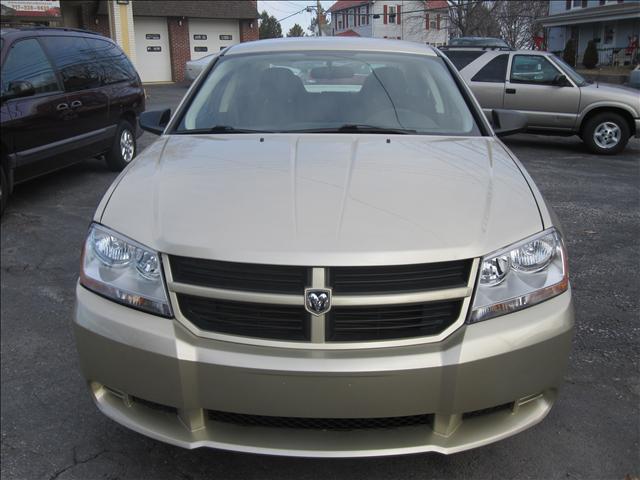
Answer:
[86, 38, 137, 84]
[42, 36, 102, 92]
[1, 39, 59, 96]
[471, 54, 509, 83]
[510, 55, 561, 85]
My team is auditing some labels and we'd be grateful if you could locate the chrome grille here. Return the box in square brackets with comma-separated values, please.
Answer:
[169, 256, 309, 294]
[177, 295, 309, 341]
[327, 260, 472, 294]
[327, 300, 463, 342]
[167, 256, 477, 347]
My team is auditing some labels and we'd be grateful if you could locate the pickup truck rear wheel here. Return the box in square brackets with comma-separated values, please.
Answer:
[106, 120, 137, 171]
[582, 112, 630, 155]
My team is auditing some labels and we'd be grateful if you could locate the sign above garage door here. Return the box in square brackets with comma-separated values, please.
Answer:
[189, 19, 240, 60]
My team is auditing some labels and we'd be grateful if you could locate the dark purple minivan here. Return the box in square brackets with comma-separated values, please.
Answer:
[0, 27, 145, 214]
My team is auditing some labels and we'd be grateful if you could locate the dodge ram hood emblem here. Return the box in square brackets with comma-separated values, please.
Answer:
[305, 288, 332, 316]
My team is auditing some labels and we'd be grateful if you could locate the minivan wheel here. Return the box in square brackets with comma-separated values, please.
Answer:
[582, 112, 630, 155]
[106, 120, 137, 171]
[0, 166, 8, 216]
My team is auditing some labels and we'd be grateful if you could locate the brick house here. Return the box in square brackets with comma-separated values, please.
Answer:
[329, 0, 449, 46]
[1, 0, 259, 82]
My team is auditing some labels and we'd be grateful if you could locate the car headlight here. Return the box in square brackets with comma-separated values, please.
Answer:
[469, 227, 569, 323]
[80, 223, 172, 317]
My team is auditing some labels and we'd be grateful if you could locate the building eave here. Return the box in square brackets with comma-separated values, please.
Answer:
[540, 3, 640, 28]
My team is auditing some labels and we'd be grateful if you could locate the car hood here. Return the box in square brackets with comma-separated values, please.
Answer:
[99, 134, 542, 266]
[580, 82, 640, 114]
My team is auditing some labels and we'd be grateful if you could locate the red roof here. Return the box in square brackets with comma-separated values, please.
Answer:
[336, 29, 361, 37]
[328, 1, 369, 13]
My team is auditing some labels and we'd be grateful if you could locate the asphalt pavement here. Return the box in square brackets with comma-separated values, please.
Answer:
[1, 84, 639, 480]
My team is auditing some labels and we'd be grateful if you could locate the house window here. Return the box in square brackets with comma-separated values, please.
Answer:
[389, 5, 396, 24]
[436, 14, 441, 30]
[361, 7, 367, 25]
[603, 23, 615, 44]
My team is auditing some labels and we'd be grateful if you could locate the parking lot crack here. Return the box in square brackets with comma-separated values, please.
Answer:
[48, 447, 109, 480]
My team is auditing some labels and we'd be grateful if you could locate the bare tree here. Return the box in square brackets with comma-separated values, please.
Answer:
[393, 0, 549, 47]
[446, 0, 501, 38]
[495, 0, 548, 49]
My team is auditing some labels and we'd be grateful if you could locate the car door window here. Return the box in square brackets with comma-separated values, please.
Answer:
[471, 54, 509, 83]
[441, 50, 486, 70]
[1, 38, 59, 96]
[510, 55, 561, 85]
[42, 36, 102, 92]
[86, 38, 137, 84]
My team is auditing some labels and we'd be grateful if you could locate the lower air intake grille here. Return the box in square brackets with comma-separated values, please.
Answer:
[327, 300, 463, 342]
[207, 410, 433, 430]
[177, 294, 309, 341]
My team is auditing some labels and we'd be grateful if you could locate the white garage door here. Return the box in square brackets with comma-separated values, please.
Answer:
[134, 17, 172, 83]
[189, 19, 240, 60]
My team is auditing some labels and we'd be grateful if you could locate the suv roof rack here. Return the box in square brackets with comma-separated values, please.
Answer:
[440, 45, 513, 51]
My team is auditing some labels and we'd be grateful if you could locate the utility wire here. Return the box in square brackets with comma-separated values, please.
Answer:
[277, 7, 308, 23]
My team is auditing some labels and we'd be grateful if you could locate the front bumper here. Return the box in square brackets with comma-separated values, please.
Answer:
[74, 284, 574, 457]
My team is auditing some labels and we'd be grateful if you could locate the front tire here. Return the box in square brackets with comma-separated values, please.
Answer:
[106, 120, 137, 171]
[582, 112, 630, 155]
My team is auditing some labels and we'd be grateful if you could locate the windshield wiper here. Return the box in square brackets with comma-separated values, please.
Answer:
[288, 124, 416, 135]
[176, 125, 272, 134]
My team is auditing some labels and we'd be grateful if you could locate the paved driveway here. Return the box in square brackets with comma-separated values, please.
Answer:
[1, 84, 638, 480]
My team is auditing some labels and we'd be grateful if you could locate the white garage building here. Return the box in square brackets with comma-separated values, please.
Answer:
[95, 0, 258, 82]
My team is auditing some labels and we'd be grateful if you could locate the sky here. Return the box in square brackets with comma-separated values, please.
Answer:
[257, 0, 335, 36]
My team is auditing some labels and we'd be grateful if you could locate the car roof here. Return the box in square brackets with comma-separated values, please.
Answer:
[1, 26, 106, 39]
[225, 37, 438, 57]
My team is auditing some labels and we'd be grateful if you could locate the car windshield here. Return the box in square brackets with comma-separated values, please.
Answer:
[552, 55, 588, 86]
[176, 51, 481, 136]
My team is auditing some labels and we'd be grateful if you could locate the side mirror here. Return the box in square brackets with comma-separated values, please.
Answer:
[553, 74, 570, 86]
[2, 80, 35, 101]
[491, 109, 527, 137]
[139, 109, 171, 135]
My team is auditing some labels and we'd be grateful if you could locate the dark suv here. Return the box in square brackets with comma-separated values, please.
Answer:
[0, 27, 145, 214]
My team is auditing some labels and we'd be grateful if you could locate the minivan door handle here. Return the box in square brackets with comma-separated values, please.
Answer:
[506, 88, 517, 94]
[56, 103, 69, 111]
[70, 100, 83, 108]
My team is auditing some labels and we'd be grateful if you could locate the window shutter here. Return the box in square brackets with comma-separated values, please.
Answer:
[426, 13, 430, 30]
[397, 5, 401, 24]
[436, 14, 441, 30]
[383, 4, 388, 24]
[366, 5, 370, 24]
[357, 8, 360, 26]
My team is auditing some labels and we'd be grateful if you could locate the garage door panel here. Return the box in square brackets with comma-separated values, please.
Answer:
[134, 17, 172, 83]
[189, 19, 240, 60]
